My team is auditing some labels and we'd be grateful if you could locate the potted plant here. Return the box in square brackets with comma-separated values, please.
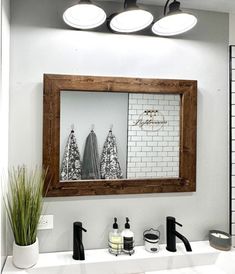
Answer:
[4, 166, 46, 269]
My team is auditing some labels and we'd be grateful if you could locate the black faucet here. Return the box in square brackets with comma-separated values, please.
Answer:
[73, 222, 87, 260]
[166, 216, 192, 252]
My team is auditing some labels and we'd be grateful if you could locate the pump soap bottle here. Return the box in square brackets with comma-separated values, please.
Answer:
[121, 217, 134, 254]
[109, 218, 122, 255]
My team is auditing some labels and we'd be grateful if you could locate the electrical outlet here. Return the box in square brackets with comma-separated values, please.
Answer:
[38, 215, 54, 230]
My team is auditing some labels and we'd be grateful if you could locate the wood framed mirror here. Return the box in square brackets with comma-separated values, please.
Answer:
[43, 74, 197, 197]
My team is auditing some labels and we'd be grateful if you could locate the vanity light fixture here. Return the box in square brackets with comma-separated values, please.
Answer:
[108, 0, 154, 33]
[63, 0, 107, 29]
[152, 0, 197, 36]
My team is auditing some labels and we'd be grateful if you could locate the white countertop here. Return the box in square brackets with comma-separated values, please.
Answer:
[3, 241, 235, 274]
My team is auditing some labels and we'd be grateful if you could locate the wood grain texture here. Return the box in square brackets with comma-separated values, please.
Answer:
[43, 74, 197, 197]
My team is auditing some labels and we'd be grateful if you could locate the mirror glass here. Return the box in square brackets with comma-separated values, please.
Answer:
[60, 91, 180, 181]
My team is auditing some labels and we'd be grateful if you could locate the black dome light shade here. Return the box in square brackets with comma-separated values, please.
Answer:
[152, 0, 197, 36]
[63, 0, 107, 30]
[109, 0, 154, 33]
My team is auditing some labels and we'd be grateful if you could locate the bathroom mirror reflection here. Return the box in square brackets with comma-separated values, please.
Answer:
[60, 91, 180, 181]
[43, 74, 197, 197]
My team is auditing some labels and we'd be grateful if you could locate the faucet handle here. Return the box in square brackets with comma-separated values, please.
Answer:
[74, 222, 87, 232]
[166, 216, 183, 227]
[78, 225, 87, 232]
[175, 221, 183, 227]
[81, 227, 87, 232]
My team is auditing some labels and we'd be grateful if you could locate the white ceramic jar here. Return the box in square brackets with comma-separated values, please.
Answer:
[143, 229, 160, 253]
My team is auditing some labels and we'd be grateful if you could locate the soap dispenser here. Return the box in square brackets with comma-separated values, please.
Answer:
[121, 217, 134, 254]
[109, 217, 122, 254]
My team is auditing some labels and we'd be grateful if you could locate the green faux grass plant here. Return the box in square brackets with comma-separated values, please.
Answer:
[4, 167, 46, 246]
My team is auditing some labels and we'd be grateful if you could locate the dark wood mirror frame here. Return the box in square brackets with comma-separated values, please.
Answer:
[43, 74, 197, 197]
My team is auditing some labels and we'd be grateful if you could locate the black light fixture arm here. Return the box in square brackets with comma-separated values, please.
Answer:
[164, 0, 171, 15]
[164, 0, 181, 16]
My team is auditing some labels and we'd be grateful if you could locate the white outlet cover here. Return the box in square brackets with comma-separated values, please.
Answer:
[38, 215, 54, 230]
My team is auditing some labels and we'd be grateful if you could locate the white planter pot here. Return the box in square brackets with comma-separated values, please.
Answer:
[13, 238, 39, 269]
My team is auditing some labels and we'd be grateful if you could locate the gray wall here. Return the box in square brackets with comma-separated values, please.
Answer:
[230, 14, 235, 44]
[1, 0, 10, 267]
[9, 0, 229, 253]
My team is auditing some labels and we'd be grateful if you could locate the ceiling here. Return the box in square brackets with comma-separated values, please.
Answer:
[104, 0, 235, 13]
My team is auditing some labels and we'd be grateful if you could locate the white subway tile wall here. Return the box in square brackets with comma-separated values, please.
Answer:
[231, 46, 235, 244]
[127, 93, 180, 179]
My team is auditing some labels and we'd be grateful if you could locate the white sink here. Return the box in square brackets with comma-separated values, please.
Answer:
[3, 241, 235, 274]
